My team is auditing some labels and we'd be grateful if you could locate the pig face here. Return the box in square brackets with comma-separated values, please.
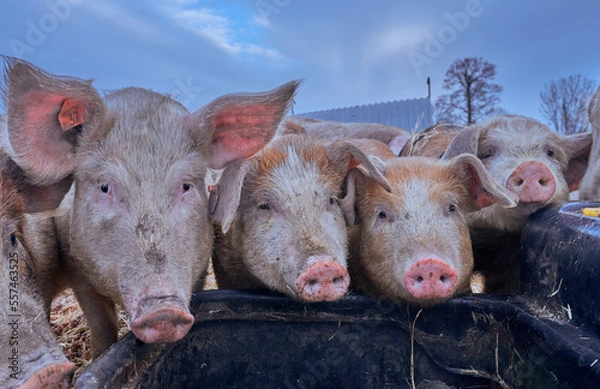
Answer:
[344, 155, 517, 306]
[3, 57, 299, 356]
[0, 150, 74, 388]
[579, 87, 600, 200]
[211, 135, 391, 302]
[443, 116, 591, 231]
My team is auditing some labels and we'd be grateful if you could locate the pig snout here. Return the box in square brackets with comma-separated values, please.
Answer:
[296, 257, 350, 302]
[506, 161, 556, 204]
[19, 361, 75, 389]
[130, 295, 194, 344]
[404, 258, 459, 300]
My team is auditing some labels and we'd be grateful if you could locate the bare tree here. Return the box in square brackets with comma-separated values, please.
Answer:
[434, 57, 503, 125]
[540, 74, 597, 134]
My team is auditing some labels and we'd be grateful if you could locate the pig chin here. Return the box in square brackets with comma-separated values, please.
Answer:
[515, 201, 547, 216]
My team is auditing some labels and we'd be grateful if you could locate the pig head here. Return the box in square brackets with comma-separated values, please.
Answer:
[3, 56, 299, 357]
[210, 135, 390, 302]
[343, 154, 517, 306]
[579, 87, 600, 200]
[399, 123, 462, 158]
[442, 116, 591, 232]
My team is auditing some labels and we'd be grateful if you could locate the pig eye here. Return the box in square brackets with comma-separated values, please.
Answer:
[258, 202, 270, 210]
[546, 148, 555, 158]
[182, 183, 192, 192]
[479, 150, 493, 160]
[377, 210, 387, 219]
[100, 184, 110, 194]
[329, 196, 337, 205]
[447, 203, 457, 213]
[10, 233, 17, 247]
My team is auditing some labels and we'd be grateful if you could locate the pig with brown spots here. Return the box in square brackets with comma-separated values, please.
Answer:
[342, 154, 517, 306]
[210, 134, 391, 302]
[2, 57, 299, 357]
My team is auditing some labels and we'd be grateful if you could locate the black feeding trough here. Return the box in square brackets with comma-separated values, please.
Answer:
[75, 202, 600, 389]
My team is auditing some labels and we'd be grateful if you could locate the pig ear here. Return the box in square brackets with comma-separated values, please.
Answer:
[339, 168, 361, 226]
[560, 132, 592, 191]
[209, 160, 253, 234]
[3, 56, 105, 186]
[388, 133, 411, 156]
[189, 80, 300, 169]
[448, 153, 518, 211]
[441, 125, 482, 160]
[339, 156, 388, 226]
[329, 141, 391, 226]
[328, 141, 391, 193]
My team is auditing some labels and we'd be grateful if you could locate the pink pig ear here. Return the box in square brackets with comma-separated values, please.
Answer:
[189, 80, 300, 169]
[3, 56, 105, 185]
[448, 153, 518, 212]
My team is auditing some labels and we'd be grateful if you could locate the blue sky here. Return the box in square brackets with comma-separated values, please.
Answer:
[1, 0, 599, 127]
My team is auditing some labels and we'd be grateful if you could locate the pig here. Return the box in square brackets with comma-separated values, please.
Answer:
[2, 56, 299, 357]
[440, 116, 591, 232]
[579, 86, 600, 200]
[342, 153, 517, 306]
[418, 116, 592, 292]
[210, 134, 391, 302]
[0, 150, 74, 387]
[399, 123, 462, 158]
[282, 116, 412, 156]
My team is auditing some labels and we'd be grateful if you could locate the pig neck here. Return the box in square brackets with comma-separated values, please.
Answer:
[211, 224, 270, 291]
[346, 225, 385, 299]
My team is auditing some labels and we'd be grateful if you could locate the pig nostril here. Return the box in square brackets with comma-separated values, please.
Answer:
[440, 275, 447, 283]
[416, 276, 424, 283]
[539, 179, 547, 186]
[332, 276, 344, 284]
[307, 279, 318, 287]
[516, 178, 524, 186]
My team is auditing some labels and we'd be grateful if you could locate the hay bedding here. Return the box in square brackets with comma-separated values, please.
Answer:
[50, 261, 219, 382]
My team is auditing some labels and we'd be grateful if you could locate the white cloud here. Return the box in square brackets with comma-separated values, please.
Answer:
[366, 25, 430, 63]
[174, 9, 240, 55]
[156, 2, 288, 62]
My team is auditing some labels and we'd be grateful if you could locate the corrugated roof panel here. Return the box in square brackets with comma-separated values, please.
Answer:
[296, 97, 433, 131]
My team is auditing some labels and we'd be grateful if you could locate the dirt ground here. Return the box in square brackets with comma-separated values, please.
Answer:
[50, 260, 218, 382]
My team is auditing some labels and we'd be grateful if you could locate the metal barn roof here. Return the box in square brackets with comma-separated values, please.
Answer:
[296, 97, 433, 131]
